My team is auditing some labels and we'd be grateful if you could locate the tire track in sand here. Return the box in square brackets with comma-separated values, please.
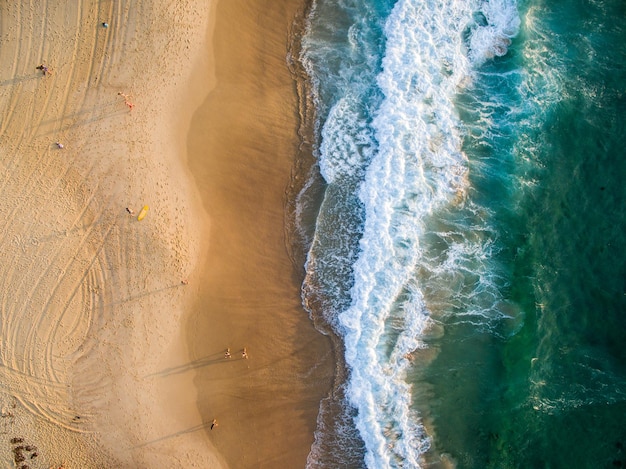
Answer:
[18, 202, 111, 374]
[2, 215, 116, 430]
[3, 151, 106, 424]
[34, 221, 115, 385]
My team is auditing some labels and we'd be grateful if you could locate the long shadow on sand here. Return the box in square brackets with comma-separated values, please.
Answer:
[0, 74, 41, 86]
[133, 421, 214, 448]
[147, 352, 247, 378]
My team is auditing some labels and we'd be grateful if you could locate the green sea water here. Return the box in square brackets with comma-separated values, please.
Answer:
[420, 1, 626, 467]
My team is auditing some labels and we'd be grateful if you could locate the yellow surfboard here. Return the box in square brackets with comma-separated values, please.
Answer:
[137, 205, 149, 221]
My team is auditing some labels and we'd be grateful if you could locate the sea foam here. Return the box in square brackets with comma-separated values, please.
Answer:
[334, 0, 520, 467]
[300, 0, 521, 466]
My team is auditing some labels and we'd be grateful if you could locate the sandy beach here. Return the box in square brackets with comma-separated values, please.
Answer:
[186, 1, 335, 467]
[0, 0, 331, 467]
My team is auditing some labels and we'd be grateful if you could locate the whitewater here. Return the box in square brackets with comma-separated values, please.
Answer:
[295, 0, 626, 466]
[297, 0, 522, 466]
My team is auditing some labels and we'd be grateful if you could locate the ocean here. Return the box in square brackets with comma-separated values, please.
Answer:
[290, 0, 626, 467]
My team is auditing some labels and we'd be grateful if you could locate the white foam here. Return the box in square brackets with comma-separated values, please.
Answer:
[319, 97, 375, 183]
[467, 0, 520, 65]
[335, 0, 520, 467]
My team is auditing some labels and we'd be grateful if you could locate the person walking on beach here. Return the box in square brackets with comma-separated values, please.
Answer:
[36, 64, 50, 76]
[242, 347, 248, 359]
[224, 348, 231, 359]
[117, 92, 134, 111]
[210, 419, 218, 430]
[126, 207, 135, 216]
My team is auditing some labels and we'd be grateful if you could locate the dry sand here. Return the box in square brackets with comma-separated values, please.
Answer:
[0, 0, 332, 467]
[0, 0, 225, 464]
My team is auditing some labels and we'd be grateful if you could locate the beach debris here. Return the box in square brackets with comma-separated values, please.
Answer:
[210, 419, 218, 430]
[13, 447, 26, 463]
[181, 279, 189, 285]
[36, 64, 51, 76]
[117, 92, 134, 111]
[11, 438, 38, 466]
[137, 205, 149, 221]
[224, 348, 231, 359]
[55, 141, 64, 149]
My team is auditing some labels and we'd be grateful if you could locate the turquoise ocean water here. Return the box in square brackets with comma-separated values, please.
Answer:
[294, 0, 626, 467]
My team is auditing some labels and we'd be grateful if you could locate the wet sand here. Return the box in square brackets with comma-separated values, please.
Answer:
[186, 0, 333, 468]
